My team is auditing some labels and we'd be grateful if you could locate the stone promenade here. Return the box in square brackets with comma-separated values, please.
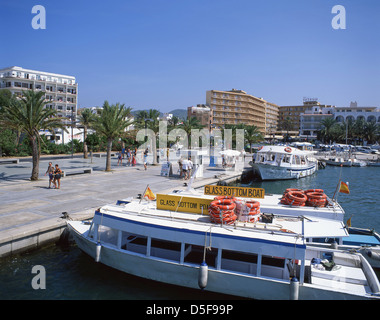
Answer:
[0, 154, 247, 257]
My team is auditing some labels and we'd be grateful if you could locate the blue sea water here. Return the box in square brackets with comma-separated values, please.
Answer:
[0, 166, 379, 300]
[237, 166, 380, 231]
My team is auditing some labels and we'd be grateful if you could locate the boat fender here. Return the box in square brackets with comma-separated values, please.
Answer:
[289, 277, 299, 300]
[198, 261, 208, 290]
[366, 249, 380, 261]
[95, 242, 102, 263]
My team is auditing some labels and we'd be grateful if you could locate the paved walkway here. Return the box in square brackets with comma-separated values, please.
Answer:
[0, 153, 248, 256]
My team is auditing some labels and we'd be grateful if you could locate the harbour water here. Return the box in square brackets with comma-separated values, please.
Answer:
[0, 165, 379, 300]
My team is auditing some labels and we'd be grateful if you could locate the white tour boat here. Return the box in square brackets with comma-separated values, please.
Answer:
[170, 186, 380, 269]
[67, 190, 380, 300]
[250, 145, 317, 180]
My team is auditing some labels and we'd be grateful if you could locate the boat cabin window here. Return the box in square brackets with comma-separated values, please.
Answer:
[293, 155, 301, 165]
[98, 225, 118, 247]
[150, 238, 182, 262]
[260, 255, 287, 279]
[121, 232, 148, 255]
[184, 244, 218, 267]
[221, 249, 258, 275]
[283, 155, 291, 163]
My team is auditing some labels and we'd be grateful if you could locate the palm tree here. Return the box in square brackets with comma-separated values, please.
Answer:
[78, 108, 96, 158]
[353, 118, 366, 145]
[92, 101, 133, 171]
[364, 121, 379, 144]
[0, 90, 66, 180]
[319, 117, 336, 143]
[280, 117, 294, 141]
[245, 125, 264, 153]
[179, 117, 204, 149]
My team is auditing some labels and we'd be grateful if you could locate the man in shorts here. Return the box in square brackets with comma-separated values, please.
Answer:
[45, 162, 54, 188]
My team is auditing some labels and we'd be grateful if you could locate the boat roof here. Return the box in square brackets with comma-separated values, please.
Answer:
[97, 197, 348, 242]
[168, 188, 345, 221]
[258, 145, 308, 155]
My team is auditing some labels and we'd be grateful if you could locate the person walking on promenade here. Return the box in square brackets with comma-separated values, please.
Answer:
[126, 148, 131, 166]
[45, 162, 54, 188]
[143, 148, 148, 170]
[53, 164, 62, 189]
[187, 157, 193, 179]
[117, 152, 123, 166]
[132, 148, 137, 166]
[181, 158, 188, 180]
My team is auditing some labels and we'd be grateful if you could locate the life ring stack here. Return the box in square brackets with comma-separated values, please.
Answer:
[280, 190, 307, 206]
[208, 196, 237, 225]
[281, 188, 328, 207]
[304, 189, 327, 207]
[245, 200, 261, 223]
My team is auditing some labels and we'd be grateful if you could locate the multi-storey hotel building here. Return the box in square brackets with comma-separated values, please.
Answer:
[279, 98, 335, 135]
[0, 66, 78, 121]
[187, 104, 213, 131]
[206, 89, 273, 134]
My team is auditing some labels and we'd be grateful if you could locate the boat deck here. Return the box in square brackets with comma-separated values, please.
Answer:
[100, 198, 348, 241]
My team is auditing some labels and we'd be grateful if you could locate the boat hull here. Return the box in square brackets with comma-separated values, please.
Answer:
[251, 163, 317, 180]
[67, 221, 375, 300]
[325, 160, 352, 167]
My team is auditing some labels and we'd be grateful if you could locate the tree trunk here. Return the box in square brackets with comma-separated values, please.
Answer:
[83, 126, 88, 159]
[106, 137, 113, 171]
[30, 135, 40, 180]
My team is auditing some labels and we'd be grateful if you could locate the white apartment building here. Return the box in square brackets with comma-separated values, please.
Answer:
[299, 101, 379, 139]
[0, 66, 78, 120]
[334, 101, 380, 123]
[0, 66, 79, 144]
[299, 104, 335, 139]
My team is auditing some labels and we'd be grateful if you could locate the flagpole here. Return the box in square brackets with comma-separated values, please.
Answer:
[140, 184, 149, 204]
[332, 164, 343, 201]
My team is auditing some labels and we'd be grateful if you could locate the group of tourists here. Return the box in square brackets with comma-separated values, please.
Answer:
[45, 162, 62, 189]
[117, 147, 138, 167]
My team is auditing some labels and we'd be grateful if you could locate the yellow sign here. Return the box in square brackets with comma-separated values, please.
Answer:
[156, 194, 212, 214]
[204, 185, 265, 199]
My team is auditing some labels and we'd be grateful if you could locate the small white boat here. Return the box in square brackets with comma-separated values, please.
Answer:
[250, 146, 317, 180]
[68, 191, 380, 300]
[325, 157, 352, 167]
[351, 159, 367, 167]
[326, 158, 367, 167]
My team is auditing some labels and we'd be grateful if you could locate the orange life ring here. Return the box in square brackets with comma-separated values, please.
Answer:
[281, 191, 307, 206]
[245, 201, 260, 209]
[287, 191, 307, 201]
[209, 197, 237, 225]
[210, 200, 236, 211]
[305, 189, 324, 194]
[214, 196, 236, 201]
[284, 147, 292, 153]
[307, 192, 327, 200]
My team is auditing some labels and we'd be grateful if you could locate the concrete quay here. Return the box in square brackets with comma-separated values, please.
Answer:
[0, 155, 248, 257]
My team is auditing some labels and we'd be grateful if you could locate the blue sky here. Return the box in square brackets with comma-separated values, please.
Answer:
[1, 0, 379, 112]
